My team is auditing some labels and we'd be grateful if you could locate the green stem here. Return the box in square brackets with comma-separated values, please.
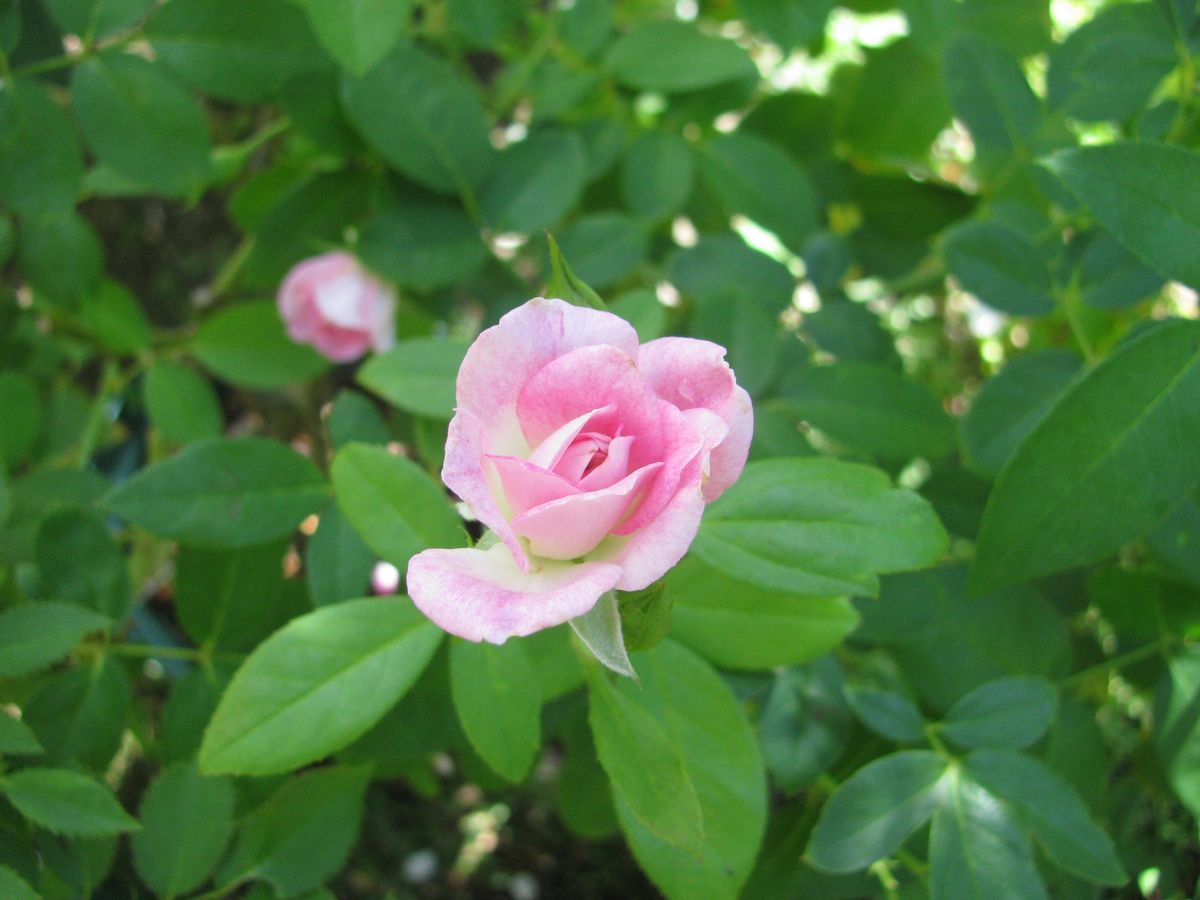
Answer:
[923, 723, 951, 758]
[75, 360, 120, 469]
[208, 235, 255, 300]
[1058, 277, 1096, 365]
[9, 53, 81, 79]
[107, 643, 244, 665]
[1059, 636, 1176, 691]
[1167, 38, 1197, 143]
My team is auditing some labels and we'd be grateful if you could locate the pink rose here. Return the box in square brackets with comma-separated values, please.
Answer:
[277, 251, 396, 362]
[407, 297, 753, 644]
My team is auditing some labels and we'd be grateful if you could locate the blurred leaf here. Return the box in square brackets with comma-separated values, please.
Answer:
[146, 0, 324, 103]
[331, 444, 465, 569]
[1044, 142, 1200, 289]
[609, 288, 667, 343]
[175, 540, 289, 650]
[0, 78, 82, 217]
[845, 687, 926, 742]
[218, 766, 369, 897]
[306, 501, 375, 606]
[1149, 500, 1200, 585]
[803, 301, 896, 364]
[72, 52, 212, 197]
[605, 21, 754, 93]
[1156, 646, 1200, 818]
[200, 598, 441, 775]
[327, 390, 390, 449]
[738, 0, 833, 51]
[132, 764, 234, 897]
[357, 337, 468, 420]
[669, 556, 858, 670]
[965, 749, 1126, 885]
[545, 231, 607, 310]
[79, 281, 151, 354]
[957, 0, 1052, 57]
[620, 132, 694, 221]
[342, 40, 494, 194]
[778, 362, 956, 460]
[194, 300, 329, 390]
[694, 458, 948, 597]
[449, 639, 541, 782]
[0, 602, 109, 678]
[297, 0, 409, 75]
[807, 751, 949, 872]
[144, 361, 224, 445]
[1078, 231, 1164, 311]
[21, 654, 130, 770]
[760, 660, 851, 792]
[962, 348, 1082, 477]
[357, 202, 486, 291]
[482, 131, 587, 233]
[18, 211, 103, 308]
[44, 0, 149, 37]
[35, 508, 132, 621]
[929, 768, 1047, 899]
[943, 220, 1055, 316]
[973, 320, 1200, 591]
[556, 213, 648, 290]
[944, 35, 1040, 161]
[0, 769, 139, 837]
[0, 371, 41, 470]
[0, 714, 42, 757]
[939, 676, 1057, 749]
[609, 641, 766, 900]
[562, 0, 612, 57]
[106, 437, 327, 547]
[0, 865, 36, 900]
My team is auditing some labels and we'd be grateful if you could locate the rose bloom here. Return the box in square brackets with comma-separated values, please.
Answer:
[408, 297, 752, 644]
[277, 251, 396, 362]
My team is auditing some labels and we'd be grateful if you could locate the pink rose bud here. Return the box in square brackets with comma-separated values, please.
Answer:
[277, 251, 396, 363]
[407, 297, 753, 644]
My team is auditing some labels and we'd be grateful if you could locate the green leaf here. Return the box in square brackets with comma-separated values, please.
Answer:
[0, 865, 36, 900]
[778, 362, 956, 461]
[545, 231, 607, 310]
[693, 458, 948, 597]
[588, 664, 704, 855]
[555, 213, 648, 290]
[965, 749, 1126, 885]
[131, 764, 235, 897]
[929, 767, 1047, 900]
[620, 132, 694, 221]
[569, 591, 635, 678]
[760, 660, 850, 792]
[972, 320, 1200, 591]
[45, 0, 150, 37]
[961, 349, 1082, 477]
[194, 300, 330, 390]
[0, 768, 139, 837]
[306, 502, 375, 606]
[0, 602, 110, 678]
[1078, 231, 1164, 311]
[668, 556, 858, 670]
[357, 338, 469, 421]
[19, 211, 104, 308]
[357, 202, 486, 291]
[0, 714, 43, 756]
[327, 390, 390, 449]
[331, 443, 466, 568]
[1155, 646, 1200, 818]
[72, 52, 212, 197]
[105, 437, 327, 548]
[175, 541, 289, 650]
[144, 361, 224, 445]
[0, 371, 41, 470]
[699, 134, 817, 252]
[609, 641, 767, 900]
[806, 750, 949, 873]
[22, 655, 131, 770]
[617, 581, 672, 654]
[943, 36, 1040, 160]
[943, 220, 1055, 316]
[36, 508, 132, 622]
[79, 281, 151, 354]
[939, 676, 1057, 749]
[218, 766, 369, 897]
[845, 687, 926, 743]
[1044, 143, 1200, 289]
[200, 598, 441, 775]
[609, 288, 667, 344]
[449, 639, 541, 782]
[162, 665, 228, 763]
[297, 0, 409, 75]
[341, 40, 494, 194]
[605, 21, 754, 93]
[739, 0, 833, 51]
[146, 0, 324, 103]
[0, 78, 83, 217]
[481, 131, 587, 233]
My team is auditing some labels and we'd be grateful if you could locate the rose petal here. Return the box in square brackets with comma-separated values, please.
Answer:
[310, 318, 373, 363]
[511, 462, 663, 560]
[407, 543, 622, 644]
[706, 384, 753, 500]
[456, 297, 640, 433]
[525, 406, 611, 470]
[612, 399, 704, 535]
[278, 251, 357, 322]
[578, 433, 634, 491]
[314, 272, 371, 329]
[486, 454, 582, 519]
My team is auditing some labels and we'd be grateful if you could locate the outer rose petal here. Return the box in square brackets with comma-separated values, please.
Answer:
[455, 297, 640, 433]
[407, 544, 622, 644]
[638, 336, 752, 499]
[593, 475, 707, 591]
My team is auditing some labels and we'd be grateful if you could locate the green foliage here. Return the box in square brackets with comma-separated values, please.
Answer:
[0, 602, 110, 678]
[0, 768, 140, 837]
[449, 639, 541, 782]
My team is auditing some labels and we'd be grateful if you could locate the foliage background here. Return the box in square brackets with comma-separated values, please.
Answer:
[1, 0, 1200, 896]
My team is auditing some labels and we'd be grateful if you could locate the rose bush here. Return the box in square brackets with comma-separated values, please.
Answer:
[408, 297, 752, 644]
[277, 251, 396, 362]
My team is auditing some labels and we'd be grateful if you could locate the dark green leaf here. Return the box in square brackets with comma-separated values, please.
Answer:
[0, 769, 139, 837]
[79, 281, 151, 354]
[306, 502, 375, 606]
[357, 338, 469, 421]
[144, 361, 224, 445]
[482, 131, 587, 233]
[972, 320, 1200, 591]
[1078, 231, 1164, 311]
[72, 52, 212, 197]
[807, 750, 949, 872]
[200, 598, 441, 775]
[1156, 646, 1200, 818]
[175, 541, 289, 650]
[18, 211, 103, 308]
[939, 676, 1057, 749]
[620, 132, 694, 221]
[0, 865, 36, 900]
[297, 0, 409, 75]
[739, 0, 833, 51]
[605, 21, 754, 93]
[194, 300, 330, 390]
[357, 202, 486, 291]
[943, 220, 1055, 316]
[555, 213, 648, 290]
[943, 36, 1040, 159]
[845, 687, 926, 743]
[105, 437, 327, 547]
[0, 713, 43, 756]
[449, 639, 541, 782]
[0, 602, 109, 678]
[22, 655, 130, 770]
[0, 371, 41, 470]
[45, 0, 150, 37]
[0, 78, 82, 217]
[760, 660, 851, 792]
[35, 508, 131, 621]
